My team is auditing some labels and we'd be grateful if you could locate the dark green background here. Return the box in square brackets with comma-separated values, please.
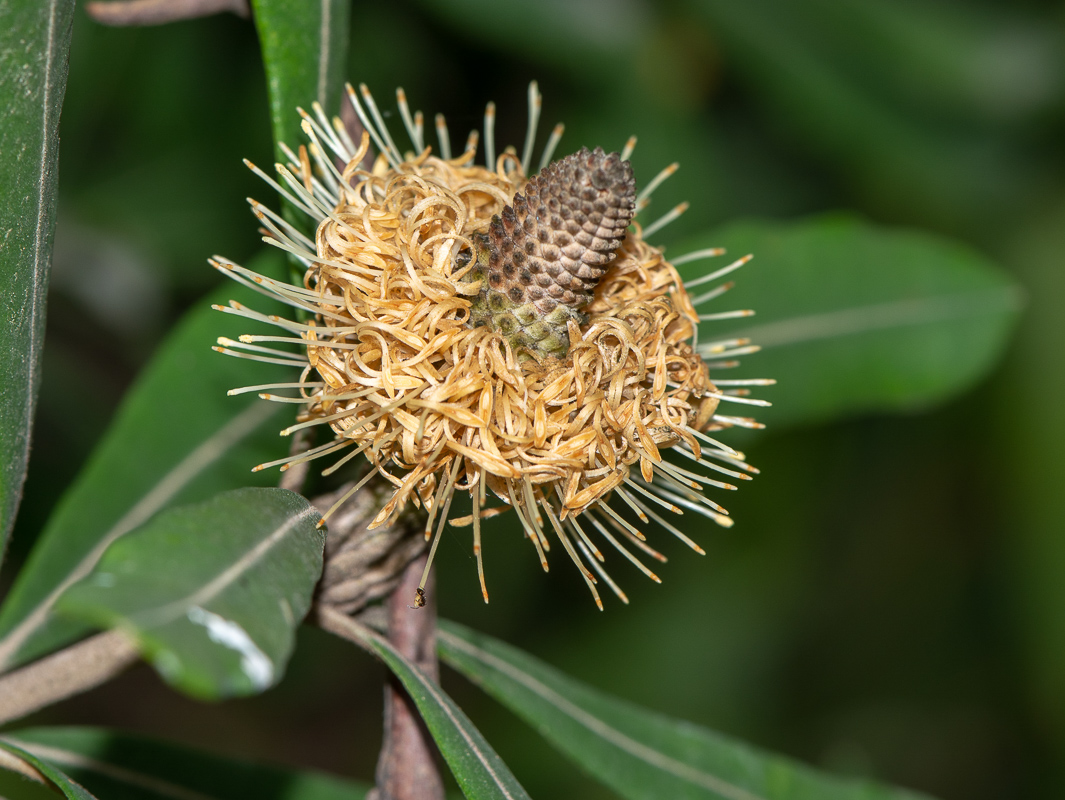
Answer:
[5, 1, 1064, 798]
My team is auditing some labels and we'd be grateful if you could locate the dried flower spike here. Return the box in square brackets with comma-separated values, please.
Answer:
[213, 82, 772, 609]
[468, 147, 636, 359]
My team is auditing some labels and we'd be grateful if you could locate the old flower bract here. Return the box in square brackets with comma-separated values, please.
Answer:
[213, 83, 771, 607]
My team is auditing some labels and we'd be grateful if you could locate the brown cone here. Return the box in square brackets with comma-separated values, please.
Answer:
[468, 147, 637, 358]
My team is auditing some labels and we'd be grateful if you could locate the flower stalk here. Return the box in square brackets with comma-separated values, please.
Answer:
[370, 555, 444, 800]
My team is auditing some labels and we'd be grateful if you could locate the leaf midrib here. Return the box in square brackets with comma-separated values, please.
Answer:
[438, 627, 766, 800]
[322, 609, 530, 800]
[721, 287, 1023, 349]
[130, 503, 318, 628]
[0, 737, 214, 800]
[3, 0, 65, 552]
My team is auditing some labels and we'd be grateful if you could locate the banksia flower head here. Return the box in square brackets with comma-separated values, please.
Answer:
[213, 82, 772, 608]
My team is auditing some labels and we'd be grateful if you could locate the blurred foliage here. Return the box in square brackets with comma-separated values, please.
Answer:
[0, 738, 96, 800]
[4, 1, 1064, 799]
[3, 727, 372, 799]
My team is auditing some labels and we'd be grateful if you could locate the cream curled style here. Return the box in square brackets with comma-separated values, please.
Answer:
[212, 82, 773, 608]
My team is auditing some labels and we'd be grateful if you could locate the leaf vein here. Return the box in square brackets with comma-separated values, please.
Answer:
[729, 288, 1022, 349]
[439, 629, 765, 800]
[133, 504, 318, 627]
[1, 737, 216, 800]
[0, 402, 276, 670]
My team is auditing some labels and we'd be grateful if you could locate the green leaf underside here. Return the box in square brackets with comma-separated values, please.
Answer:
[675, 215, 1021, 429]
[0, 251, 295, 671]
[333, 615, 531, 800]
[439, 620, 937, 800]
[251, 0, 351, 165]
[0, 0, 76, 563]
[0, 739, 97, 800]
[2, 727, 369, 800]
[54, 488, 323, 700]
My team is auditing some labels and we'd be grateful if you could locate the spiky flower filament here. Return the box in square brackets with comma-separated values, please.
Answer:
[214, 82, 770, 608]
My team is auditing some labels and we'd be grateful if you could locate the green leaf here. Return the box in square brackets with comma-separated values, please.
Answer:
[323, 611, 531, 800]
[439, 620, 935, 800]
[677, 215, 1021, 429]
[0, 738, 97, 800]
[0, 252, 294, 671]
[0, 767, 56, 800]
[0, 0, 75, 561]
[54, 488, 323, 700]
[252, 0, 352, 160]
[3, 727, 370, 800]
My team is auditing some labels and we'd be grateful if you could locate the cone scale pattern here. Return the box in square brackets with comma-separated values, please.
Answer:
[468, 147, 637, 358]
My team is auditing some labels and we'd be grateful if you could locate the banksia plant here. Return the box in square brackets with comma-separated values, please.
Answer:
[214, 83, 771, 608]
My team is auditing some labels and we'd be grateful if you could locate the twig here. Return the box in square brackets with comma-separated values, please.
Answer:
[0, 747, 48, 785]
[0, 630, 139, 726]
[370, 555, 445, 800]
[310, 475, 443, 798]
[314, 564, 445, 800]
[85, 0, 249, 27]
[278, 427, 315, 493]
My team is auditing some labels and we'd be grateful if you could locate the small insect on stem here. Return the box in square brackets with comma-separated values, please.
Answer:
[409, 587, 427, 610]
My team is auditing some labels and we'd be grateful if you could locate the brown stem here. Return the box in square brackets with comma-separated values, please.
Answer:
[370, 555, 445, 800]
[278, 427, 315, 493]
[0, 630, 139, 726]
[313, 480, 427, 615]
[0, 747, 48, 784]
[339, 90, 374, 173]
[85, 0, 249, 27]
